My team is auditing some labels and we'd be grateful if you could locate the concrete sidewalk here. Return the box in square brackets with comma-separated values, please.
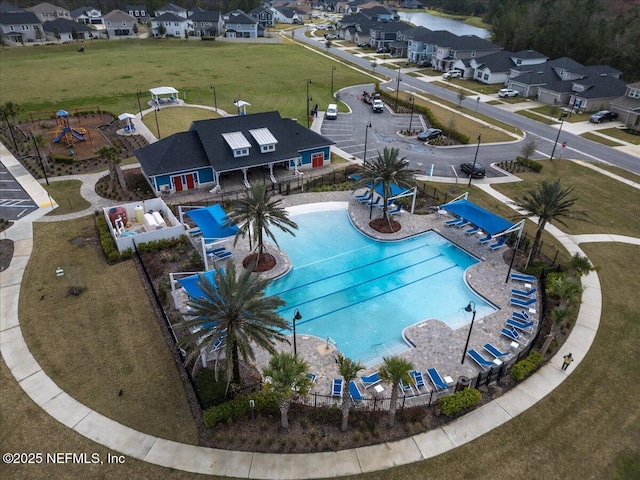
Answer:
[1, 138, 634, 477]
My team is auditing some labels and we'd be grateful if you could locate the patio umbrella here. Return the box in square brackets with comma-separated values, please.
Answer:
[118, 112, 136, 130]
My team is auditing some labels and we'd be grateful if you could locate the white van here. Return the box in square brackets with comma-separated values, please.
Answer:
[325, 104, 338, 120]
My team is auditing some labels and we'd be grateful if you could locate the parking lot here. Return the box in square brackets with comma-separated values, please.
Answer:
[0, 162, 39, 221]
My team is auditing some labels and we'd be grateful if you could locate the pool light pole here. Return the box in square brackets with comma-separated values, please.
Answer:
[153, 105, 161, 139]
[136, 91, 144, 119]
[210, 85, 217, 112]
[363, 121, 372, 166]
[468, 134, 481, 187]
[549, 112, 568, 161]
[292, 309, 302, 356]
[461, 301, 476, 365]
[306, 79, 312, 128]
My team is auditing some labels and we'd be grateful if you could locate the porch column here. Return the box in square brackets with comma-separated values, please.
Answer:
[268, 162, 277, 183]
[208, 171, 221, 193]
[241, 168, 250, 188]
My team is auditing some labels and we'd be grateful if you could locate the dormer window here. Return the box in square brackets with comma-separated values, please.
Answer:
[249, 127, 278, 154]
[222, 131, 251, 157]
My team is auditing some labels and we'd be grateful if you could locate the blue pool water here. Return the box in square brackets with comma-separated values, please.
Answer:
[265, 207, 496, 363]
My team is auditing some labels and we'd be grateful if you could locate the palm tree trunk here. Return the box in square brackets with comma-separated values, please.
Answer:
[232, 343, 241, 385]
[341, 395, 351, 431]
[526, 220, 547, 269]
[388, 387, 398, 426]
[279, 399, 290, 429]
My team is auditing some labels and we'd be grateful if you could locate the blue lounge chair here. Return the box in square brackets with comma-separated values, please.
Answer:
[510, 273, 537, 283]
[410, 370, 427, 392]
[478, 234, 492, 244]
[360, 372, 381, 389]
[501, 327, 530, 345]
[511, 287, 537, 298]
[483, 343, 509, 359]
[399, 379, 415, 396]
[510, 296, 537, 307]
[445, 217, 462, 226]
[512, 310, 531, 321]
[209, 248, 233, 261]
[366, 197, 380, 208]
[465, 225, 480, 235]
[467, 349, 496, 370]
[506, 318, 535, 332]
[211, 330, 227, 352]
[331, 378, 343, 397]
[356, 191, 372, 202]
[349, 380, 364, 403]
[306, 372, 317, 384]
[489, 237, 507, 250]
[388, 204, 403, 215]
[188, 228, 202, 237]
[427, 368, 449, 391]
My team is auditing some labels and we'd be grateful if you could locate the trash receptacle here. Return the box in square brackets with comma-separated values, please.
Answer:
[455, 376, 470, 392]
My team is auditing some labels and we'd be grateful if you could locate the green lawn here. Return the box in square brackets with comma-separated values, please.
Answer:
[43, 180, 91, 215]
[142, 106, 220, 138]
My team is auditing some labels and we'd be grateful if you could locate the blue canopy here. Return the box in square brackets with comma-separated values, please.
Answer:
[186, 204, 239, 239]
[178, 270, 217, 300]
[441, 199, 514, 236]
[367, 182, 412, 198]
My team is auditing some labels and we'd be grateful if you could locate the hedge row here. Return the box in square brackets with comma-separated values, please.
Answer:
[136, 235, 189, 253]
[511, 350, 544, 381]
[203, 389, 280, 427]
[438, 388, 482, 416]
[96, 215, 132, 262]
[516, 156, 544, 172]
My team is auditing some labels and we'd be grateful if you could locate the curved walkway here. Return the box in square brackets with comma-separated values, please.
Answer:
[2, 144, 637, 478]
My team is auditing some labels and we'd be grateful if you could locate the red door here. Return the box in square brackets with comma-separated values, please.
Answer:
[186, 173, 196, 189]
[311, 152, 324, 168]
[173, 176, 183, 192]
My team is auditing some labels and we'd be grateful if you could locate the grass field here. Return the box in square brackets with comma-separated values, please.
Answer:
[43, 180, 91, 215]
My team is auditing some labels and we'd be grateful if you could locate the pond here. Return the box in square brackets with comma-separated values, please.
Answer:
[398, 11, 490, 39]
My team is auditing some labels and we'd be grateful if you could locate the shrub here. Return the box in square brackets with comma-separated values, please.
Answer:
[511, 350, 544, 381]
[203, 389, 279, 427]
[438, 388, 482, 416]
[516, 156, 543, 172]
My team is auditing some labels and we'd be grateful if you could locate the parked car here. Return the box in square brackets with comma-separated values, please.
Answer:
[376, 47, 390, 54]
[589, 110, 619, 123]
[460, 162, 486, 178]
[417, 128, 442, 141]
[325, 103, 338, 120]
[498, 88, 519, 98]
[357, 42, 368, 47]
[324, 33, 337, 40]
[442, 70, 461, 79]
[372, 99, 384, 113]
[416, 60, 430, 68]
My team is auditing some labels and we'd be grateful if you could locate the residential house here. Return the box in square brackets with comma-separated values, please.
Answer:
[359, 4, 398, 22]
[225, 12, 260, 38]
[189, 9, 223, 37]
[70, 6, 104, 30]
[249, 6, 273, 27]
[610, 82, 640, 130]
[431, 34, 502, 73]
[124, 4, 148, 24]
[507, 57, 583, 97]
[134, 111, 335, 193]
[154, 3, 187, 19]
[103, 10, 138, 39]
[0, 2, 23, 13]
[27, 2, 69, 22]
[404, 26, 436, 64]
[43, 17, 92, 41]
[339, 12, 376, 43]
[270, 6, 300, 25]
[0, 10, 43, 42]
[151, 12, 191, 37]
[400, 0, 423, 8]
[369, 20, 412, 52]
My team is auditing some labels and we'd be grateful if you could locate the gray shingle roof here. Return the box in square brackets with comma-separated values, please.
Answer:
[0, 10, 40, 24]
[43, 17, 91, 33]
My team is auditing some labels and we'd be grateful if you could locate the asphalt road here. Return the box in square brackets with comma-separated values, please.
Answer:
[0, 162, 39, 221]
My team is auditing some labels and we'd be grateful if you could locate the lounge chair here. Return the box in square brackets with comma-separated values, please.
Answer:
[501, 327, 530, 346]
[388, 204, 403, 215]
[209, 249, 233, 261]
[360, 372, 381, 389]
[510, 296, 537, 307]
[467, 349, 496, 370]
[506, 318, 535, 333]
[211, 330, 227, 352]
[410, 370, 428, 392]
[377, 199, 395, 209]
[399, 379, 415, 396]
[444, 217, 462, 226]
[511, 287, 537, 298]
[465, 226, 480, 235]
[365, 197, 381, 208]
[356, 191, 373, 202]
[331, 378, 343, 397]
[427, 368, 449, 391]
[349, 380, 364, 403]
[483, 343, 510, 359]
[489, 237, 507, 250]
[306, 372, 317, 384]
[512, 310, 531, 322]
[455, 219, 471, 229]
[187, 228, 202, 237]
[478, 234, 492, 244]
[510, 273, 537, 283]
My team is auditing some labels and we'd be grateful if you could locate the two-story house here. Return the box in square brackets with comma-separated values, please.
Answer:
[189, 9, 223, 37]
[432, 34, 502, 74]
[249, 6, 273, 27]
[103, 10, 138, 39]
[225, 12, 260, 38]
[70, 6, 104, 30]
[610, 82, 640, 131]
[154, 3, 187, 19]
[470, 50, 547, 85]
[151, 12, 191, 37]
[42, 17, 93, 41]
[270, 6, 300, 25]
[27, 2, 69, 22]
[124, 4, 149, 24]
[369, 21, 412, 52]
[0, 10, 43, 43]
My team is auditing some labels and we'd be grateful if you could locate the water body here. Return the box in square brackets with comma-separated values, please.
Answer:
[398, 11, 491, 39]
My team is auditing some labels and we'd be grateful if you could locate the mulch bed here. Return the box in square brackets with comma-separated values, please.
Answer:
[243, 253, 277, 272]
[370, 217, 401, 233]
[0, 239, 14, 272]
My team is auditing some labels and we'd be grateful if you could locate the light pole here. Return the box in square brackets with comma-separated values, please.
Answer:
[408, 95, 415, 135]
[136, 91, 143, 119]
[210, 85, 217, 112]
[461, 301, 476, 365]
[549, 112, 568, 161]
[306, 79, 312, 128]
[31, 134, 49, 185]
[468, 134, 481, 187]
[292, 309, 302, 356]
[331, 66, 336, 98]
[363, 121, 372, 166]
[395, 65, 402, 110]
[153, 105, 161, 139]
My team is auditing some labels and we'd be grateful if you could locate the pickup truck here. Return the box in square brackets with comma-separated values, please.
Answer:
[361, 90, 380, 104]
[372, 99, 384, 113]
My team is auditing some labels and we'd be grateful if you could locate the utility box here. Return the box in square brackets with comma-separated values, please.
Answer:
[455, 376, 470, 392]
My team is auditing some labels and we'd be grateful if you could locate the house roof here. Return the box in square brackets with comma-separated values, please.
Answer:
[153, 12, 187, 22]
[512, 49, 547, 61]
[28, 2, 68, 14]
[572, 75, 628, 99]
[0, 10, 40, 24]
[157, 3, 186, 13]
[70, 6, 101, 18]
[0, 2, 24, 13]
[189, 10, 220, 22]
[43, 18, 92, 33]
[135, 131, 210, 177]
[227, 12, 257, 24]
[124, 5, 147, 11]
[103, 9, 136, 22]
[473, 50, 515, 72]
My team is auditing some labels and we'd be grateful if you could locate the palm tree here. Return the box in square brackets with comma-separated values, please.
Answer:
[512, 179, 590, 268]
[262, 352, 311, 429]
[225, 182, 298, 271]
[1, 101, 22, 127]
[379, 356, 414, 426]
[354, 146, 417, 229]
[541, 272, 583, 355]
[176, 262, 290, 389]
[96, 145, 126, 190]
[336, 355, 364, 431]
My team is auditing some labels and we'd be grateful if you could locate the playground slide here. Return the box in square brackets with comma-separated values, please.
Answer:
[71, 130, 85, 141]
[53, 132, 65, 143]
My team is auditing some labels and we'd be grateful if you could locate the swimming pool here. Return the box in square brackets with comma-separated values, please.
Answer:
[265, 205, 496, 364]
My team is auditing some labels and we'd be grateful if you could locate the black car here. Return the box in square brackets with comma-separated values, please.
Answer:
[460, 162, 486, 178]
[417, 128, 442, 141]
[589, 110, 619, 123]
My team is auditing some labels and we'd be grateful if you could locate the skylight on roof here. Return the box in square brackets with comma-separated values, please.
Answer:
[249, 127, 278, 146]
[222, 131, 251, 150]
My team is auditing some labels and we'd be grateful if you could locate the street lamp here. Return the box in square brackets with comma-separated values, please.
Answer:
[408, 95, 415, 134]
[306, 79, 312, 128]
[31, 134, 49, 185]
[363, 121, 372, 166]
[549, 112, 568, 161]
[210, 85, 217, 112]
[468, 134, 481, 187]
[461, 301, 476, 364]
[292, 309, 302, 356]
[153, 105, 161, 139]
[136, 91, 144, 119]
[331, 66, 336, 98]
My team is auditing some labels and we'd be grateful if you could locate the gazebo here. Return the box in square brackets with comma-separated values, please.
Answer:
[149, 86, 180, 105]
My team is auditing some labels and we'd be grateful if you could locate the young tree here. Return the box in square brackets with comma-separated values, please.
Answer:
[520, 140, 536, 160]
[96, 146, 126, 190]
[177, 262, 289, 388]
[512, 179, 590, 268]
[457, 88, 466, 107]
[225, 182, 298, 272]
[336, 355, 364, 431]
[379, 356, 414, 426]
[262, 352, 310, 429]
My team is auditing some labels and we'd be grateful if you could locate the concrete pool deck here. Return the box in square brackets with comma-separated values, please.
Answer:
[0, 145, 613, 478]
